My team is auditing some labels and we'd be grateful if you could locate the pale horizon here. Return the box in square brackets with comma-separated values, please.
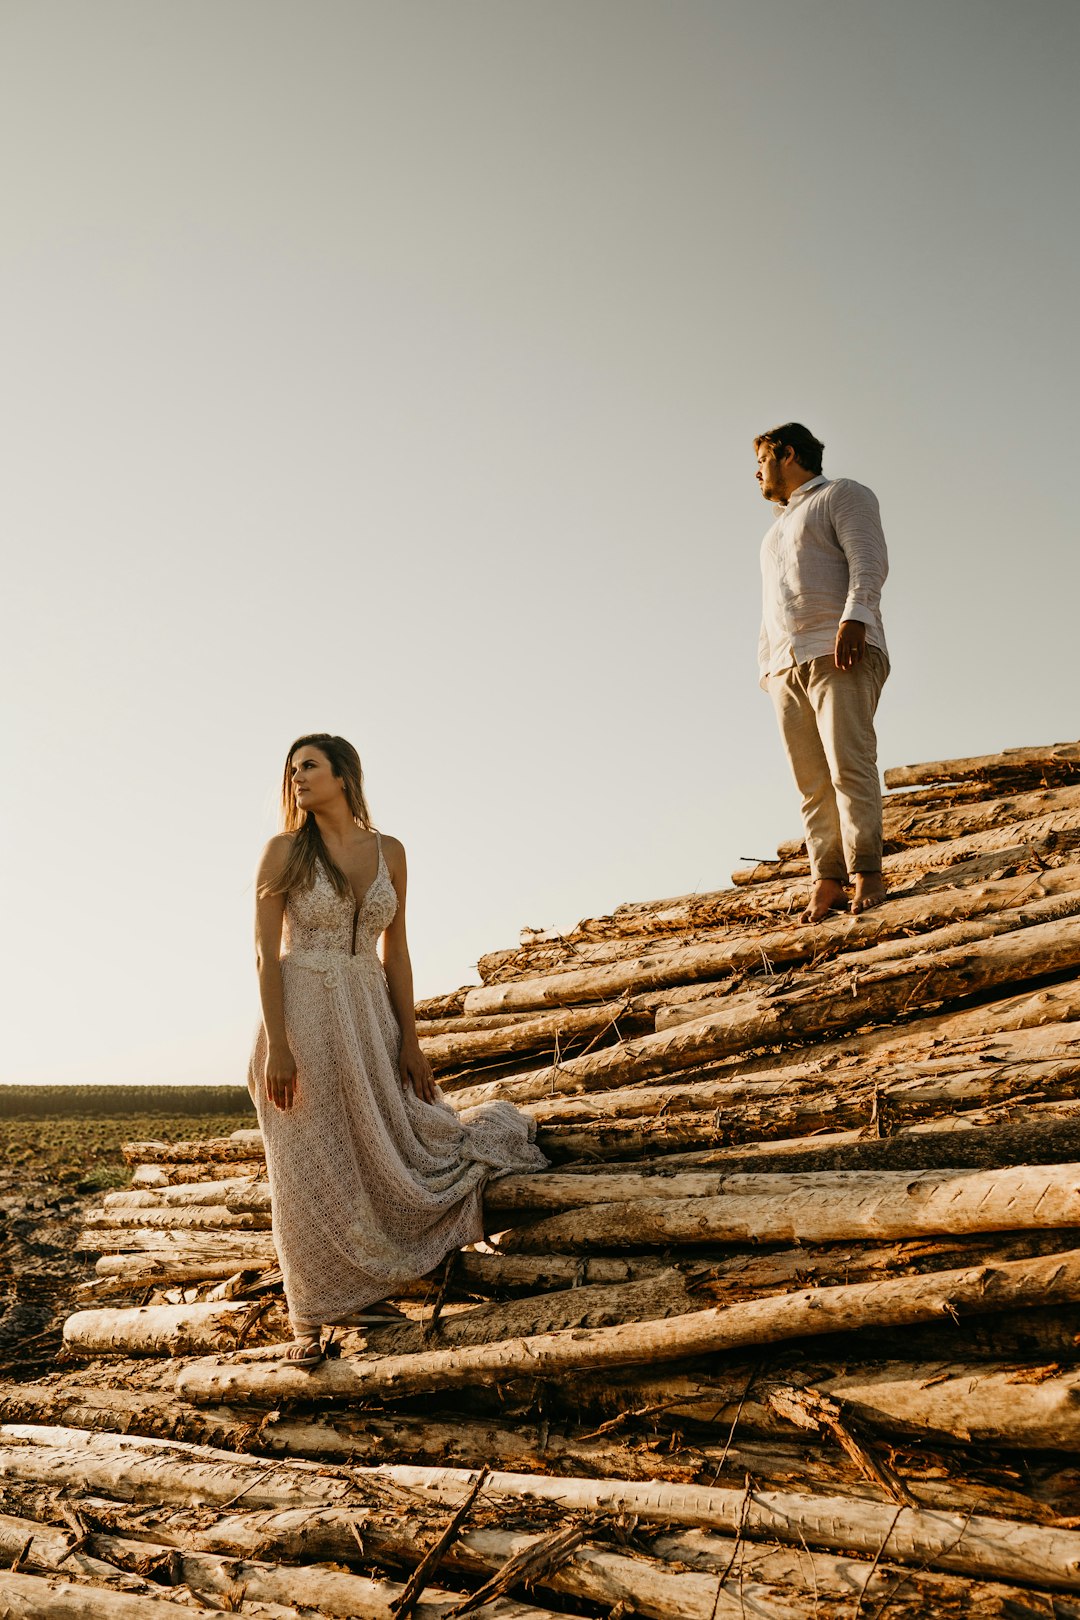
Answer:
[5, 0, 1078, 1084]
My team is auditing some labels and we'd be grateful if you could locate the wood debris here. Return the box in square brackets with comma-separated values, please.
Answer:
[6, 736, 1080, 1617]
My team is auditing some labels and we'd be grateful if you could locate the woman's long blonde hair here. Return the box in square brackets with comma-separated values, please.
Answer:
[270, 733, 373, 898]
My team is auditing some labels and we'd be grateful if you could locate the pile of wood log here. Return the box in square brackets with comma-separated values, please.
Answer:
[4, 738, 1080, 1618]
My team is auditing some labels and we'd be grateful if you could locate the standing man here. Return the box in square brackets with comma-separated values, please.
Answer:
[755, 422, 889, 924]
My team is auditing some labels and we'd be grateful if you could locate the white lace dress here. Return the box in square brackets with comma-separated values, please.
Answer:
[249, 837, 547, 1331]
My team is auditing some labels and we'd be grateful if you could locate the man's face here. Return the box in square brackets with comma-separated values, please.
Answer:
[756, 443, 791, 503]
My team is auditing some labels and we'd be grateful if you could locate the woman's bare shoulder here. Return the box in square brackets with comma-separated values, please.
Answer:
[257, 833, 295, 882]
[379, 831, 407, 880]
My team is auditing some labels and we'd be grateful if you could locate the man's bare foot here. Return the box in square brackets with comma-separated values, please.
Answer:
[800, 878, 849, 925]
[851, 872, 886, 914]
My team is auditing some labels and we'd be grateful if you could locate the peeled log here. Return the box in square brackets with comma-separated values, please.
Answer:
[499, 1162, 1080, 1251]
[91, 1502, 1080, 1620]
[63, 1299, 287, 1357]
[884, 739, 1080, 790]
[546, 810, 1080, 944]
[81, 1206, 272, 1232]
[814, 1360, 1080, 1451]
[352, 1462, 1080, 1595]
[81, 1231, 276, 1262]
[465, 867, 1080, 1016]
[420, 998, 633, 1067]
[121, 1139, 263, 1165]
[453, 914, 1080, 1109]
[0, 1574, 242, 1620]
[176, 1248, 1080, 1406]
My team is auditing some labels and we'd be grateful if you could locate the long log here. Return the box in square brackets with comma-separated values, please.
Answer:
[82, 1231, 277, 1261]
[465, 867, 1080, 1016]
[121, 1139, 264, 1166]
[884, 739, 1080, 790]
[499, 1162, 1080, 1251]
[0, 1495, 906, 1620]
[0, 1573, 244, 1620]
[72, 1499, 1080, 1620]
[419, 999, 635, 1068]
[9, 1426, 1080, 1596]
[175, 1248, 1080, 1405]
[656, 888, 1080, 1031]
[541, 810, 1080, 944]
[353, 1463, 1080, 1594]
[63, 1300, 288, 1357]
[23, 1530, 567, 1620]
[452, 915, 1080, 1108]
[81, 1206, 272, 1232]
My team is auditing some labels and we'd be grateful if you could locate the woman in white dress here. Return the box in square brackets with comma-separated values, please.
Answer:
[250, 733, 546, 1366]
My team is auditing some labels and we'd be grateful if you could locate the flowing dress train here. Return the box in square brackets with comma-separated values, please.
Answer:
[249, 835, 547, 1329]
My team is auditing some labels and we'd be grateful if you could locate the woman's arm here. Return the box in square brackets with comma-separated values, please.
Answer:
[380, 837, 437, 1103]
[255, 835, 297, 1112]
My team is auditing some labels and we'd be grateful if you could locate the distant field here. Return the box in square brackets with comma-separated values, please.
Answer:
[0, 1085, 252, 1119]
[1, 1102, 256, 1194]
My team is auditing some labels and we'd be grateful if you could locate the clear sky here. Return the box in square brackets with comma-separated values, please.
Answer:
[4, 1, 1078, 1084]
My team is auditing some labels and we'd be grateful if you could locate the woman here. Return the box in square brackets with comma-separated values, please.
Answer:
[250, 732, 546, 1366]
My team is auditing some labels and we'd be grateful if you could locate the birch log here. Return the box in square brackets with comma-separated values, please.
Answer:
[176, 1248, 1080, 1405]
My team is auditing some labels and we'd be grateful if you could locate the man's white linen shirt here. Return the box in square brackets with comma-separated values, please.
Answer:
[758, 475, 889, 688]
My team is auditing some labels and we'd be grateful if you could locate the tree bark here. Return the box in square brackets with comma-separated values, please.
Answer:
[175, 1247, 1080, 1406]
[350, 1463, 1080, 1594]
[420, 999, 634, 1069]
[464, 867, 1080, 1016]
[62, 1300, 288, 1357]
[0, 1573, 244, 1620]
[884, 740, 1080, 790]
[82, 1232, 277, 1262]
[0, 1520, 567, 1620]
[451, 915, 1080, 1109]
[9, 1427, 1080, 1597]
[121, 1140, 265, 1166]
[499, 1162, 1080, 1250]
[82, 1207, 272, 1232]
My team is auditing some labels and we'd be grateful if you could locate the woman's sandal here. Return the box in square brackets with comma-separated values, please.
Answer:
[282, 1336, 325, 1369]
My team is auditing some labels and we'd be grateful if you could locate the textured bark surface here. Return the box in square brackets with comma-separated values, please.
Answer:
[175, 1248, 1080, 1405]
[884, 740, 1080, 790]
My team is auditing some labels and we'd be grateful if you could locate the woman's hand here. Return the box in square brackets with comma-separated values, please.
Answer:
[399, 1037, 437, 1104]
[266, 1045, 298, 1112]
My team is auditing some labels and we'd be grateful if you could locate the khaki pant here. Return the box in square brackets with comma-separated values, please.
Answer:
[768, 649, 889, 882]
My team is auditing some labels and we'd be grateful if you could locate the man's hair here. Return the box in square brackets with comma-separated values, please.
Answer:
[753, 422, 825, 476]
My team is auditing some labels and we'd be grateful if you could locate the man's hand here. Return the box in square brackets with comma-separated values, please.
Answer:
[834, 619, 867, 671]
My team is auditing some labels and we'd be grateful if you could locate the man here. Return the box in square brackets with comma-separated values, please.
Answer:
[754, 422, 889, 924]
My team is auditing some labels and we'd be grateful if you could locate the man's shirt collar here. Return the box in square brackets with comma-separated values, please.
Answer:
[771, 474, 828, 515]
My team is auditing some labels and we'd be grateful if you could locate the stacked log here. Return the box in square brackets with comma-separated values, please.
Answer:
[11, 736, 1080, 1617]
